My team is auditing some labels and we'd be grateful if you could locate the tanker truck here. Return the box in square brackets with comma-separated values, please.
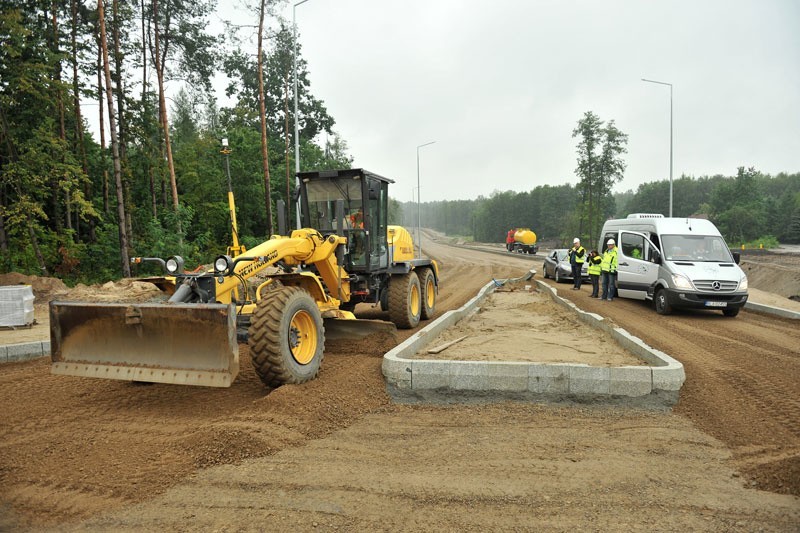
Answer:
[507, 228, 538, 254]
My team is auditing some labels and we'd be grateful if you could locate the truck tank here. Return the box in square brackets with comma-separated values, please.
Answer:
[513, 229, 537, 245]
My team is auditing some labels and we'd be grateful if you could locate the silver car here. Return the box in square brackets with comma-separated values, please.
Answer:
[542, 249, 589, 283]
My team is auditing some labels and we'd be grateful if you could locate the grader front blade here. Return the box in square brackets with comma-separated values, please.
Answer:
[50, 301, 239, 388]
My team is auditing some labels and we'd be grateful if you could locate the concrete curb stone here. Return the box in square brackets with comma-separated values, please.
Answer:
[744, 301, 800, 320]
[6, 341, 46, 363]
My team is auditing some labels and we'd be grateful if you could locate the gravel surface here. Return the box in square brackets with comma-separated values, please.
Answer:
[0, 237, 798, 531]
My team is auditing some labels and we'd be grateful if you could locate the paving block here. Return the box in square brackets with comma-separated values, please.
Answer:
[569, 365, 610, 395]
[381, 356, 411, 388]
[529, 364, 570, 394]
[0, 345, 7, 364]
[449, 362, 490, 391]
[652, 364, 686, 392]
[609, 366, 652, 397]
[485, 363, 529, 392]
[6, 342, 44, 362]
[411, 360, 451, 390]
[42, 340, 51, 356]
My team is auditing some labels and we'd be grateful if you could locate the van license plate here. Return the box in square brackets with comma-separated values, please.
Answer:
[705, 301, 727, 308]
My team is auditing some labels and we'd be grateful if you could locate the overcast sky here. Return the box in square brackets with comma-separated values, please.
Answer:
[255, 0, 798, 203]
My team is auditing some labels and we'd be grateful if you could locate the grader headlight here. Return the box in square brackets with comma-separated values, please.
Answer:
[165, 255, 184, 275]
[214, 255, 234, 275]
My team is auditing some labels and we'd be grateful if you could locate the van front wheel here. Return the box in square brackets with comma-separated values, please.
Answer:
[655, 288, 672, 315]
[722, 308, 740, 317]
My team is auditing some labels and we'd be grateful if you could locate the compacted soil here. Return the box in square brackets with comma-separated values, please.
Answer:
[0, 237, 798, 531]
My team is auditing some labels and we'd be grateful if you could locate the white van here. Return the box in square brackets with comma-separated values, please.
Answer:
[599, 214, 748, 317]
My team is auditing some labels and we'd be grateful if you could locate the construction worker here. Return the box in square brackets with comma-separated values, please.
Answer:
[506, 229, 515, 252]
[349, 209, 364, 229]
[586, 250, 603, 298]
[601, 238, 618, 301]
[568, 237, 586, 290]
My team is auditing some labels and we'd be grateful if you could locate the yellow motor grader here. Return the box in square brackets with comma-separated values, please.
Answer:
[50, 168, 439, 388]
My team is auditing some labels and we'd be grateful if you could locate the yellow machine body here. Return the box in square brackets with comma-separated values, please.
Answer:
[388, 225, 416, 262]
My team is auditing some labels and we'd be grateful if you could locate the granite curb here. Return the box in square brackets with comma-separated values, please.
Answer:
[382, 270, 685, 404]
[744, 301, 800, 320]
[0, 340, 51, 364]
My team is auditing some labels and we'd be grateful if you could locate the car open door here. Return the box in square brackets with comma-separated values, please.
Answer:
[617, 231, 659, 300]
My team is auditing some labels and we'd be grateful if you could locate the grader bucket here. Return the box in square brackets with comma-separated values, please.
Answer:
[50, 301, 239, 388]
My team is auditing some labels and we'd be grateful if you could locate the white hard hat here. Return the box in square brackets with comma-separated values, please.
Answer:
[573, 238, 580, 243]
[608, 239, 616, 245]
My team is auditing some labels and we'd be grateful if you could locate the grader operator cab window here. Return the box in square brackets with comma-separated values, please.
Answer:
[301, 170, 389, 271]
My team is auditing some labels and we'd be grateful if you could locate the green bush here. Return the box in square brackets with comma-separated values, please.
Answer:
[733, 235, 780, 250]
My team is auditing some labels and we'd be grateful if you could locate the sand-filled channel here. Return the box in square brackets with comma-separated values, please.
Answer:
[411, 283, 646, 366]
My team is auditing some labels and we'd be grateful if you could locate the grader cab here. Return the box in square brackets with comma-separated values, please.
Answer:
[50, 168, 439, 389]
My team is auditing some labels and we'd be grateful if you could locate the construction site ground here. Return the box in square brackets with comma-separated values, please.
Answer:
[1, 236, 799, 531]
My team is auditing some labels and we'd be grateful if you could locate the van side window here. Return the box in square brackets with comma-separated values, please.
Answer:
[650, 234, 661, 251]
[621, 232, 645, 260]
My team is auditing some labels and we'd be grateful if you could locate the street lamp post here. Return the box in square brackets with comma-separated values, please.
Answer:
[641, 78, 673, 217]
[416, 141, 436, 257]
[293, 0, 310, 229]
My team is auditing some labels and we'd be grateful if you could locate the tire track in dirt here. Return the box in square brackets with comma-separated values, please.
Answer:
[0, 241, 531, 529]
[548, 279, 800, 495]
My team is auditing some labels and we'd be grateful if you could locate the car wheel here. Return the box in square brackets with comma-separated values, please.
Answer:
[722, 308, 740, 317]
[543, 264, 549, 279]
[655, 288, 672, 315]
[555, 269, 562, 283]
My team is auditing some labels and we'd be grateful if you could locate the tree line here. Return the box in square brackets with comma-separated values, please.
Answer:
[404, 167, 800, 248]
[2, 1, 798, 286]
[1, 0, 352, 283]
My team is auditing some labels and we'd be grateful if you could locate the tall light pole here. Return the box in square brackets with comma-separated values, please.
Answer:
[293, 0, 310, 229]
[641, 78, 673, 217]
[416, 141, 436, 257]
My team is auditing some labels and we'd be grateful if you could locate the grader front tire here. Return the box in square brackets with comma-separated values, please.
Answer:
[248, 286, 324, 388]
[388, 273, 421, 329]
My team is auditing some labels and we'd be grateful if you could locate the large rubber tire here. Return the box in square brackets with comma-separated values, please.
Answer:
[654, 288, 673, 315]
[248, 286, 324, 388]
[388, 273, 421, 329]
[419, 268, 436, 320]
[723, 307, 740, 317]
[554, 269, 562, 283]
[542, 264, 549, 279]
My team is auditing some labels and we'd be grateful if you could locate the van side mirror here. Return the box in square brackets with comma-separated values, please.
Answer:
[732, 251, 740, 264]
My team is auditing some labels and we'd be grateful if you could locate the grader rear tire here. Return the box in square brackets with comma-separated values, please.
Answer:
[248, 286, 324, 388]
[419, 268, 436, 320]
[388, 273, 421, 329]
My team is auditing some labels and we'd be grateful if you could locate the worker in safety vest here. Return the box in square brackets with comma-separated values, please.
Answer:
[349, 210, 364, 229]
[506, 229, 515, 251]
[600, 238, 618, 301]
[568, 237, 586, 290]
[586, 250, 603, 298]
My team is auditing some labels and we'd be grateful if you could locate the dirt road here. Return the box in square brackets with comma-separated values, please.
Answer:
[1, 239, 799, 531]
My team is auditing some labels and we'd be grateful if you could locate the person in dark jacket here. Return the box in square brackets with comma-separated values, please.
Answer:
[568, 238, 586, 290]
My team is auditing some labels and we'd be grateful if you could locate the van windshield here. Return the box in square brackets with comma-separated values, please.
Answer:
[661, 235, 732, 262]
